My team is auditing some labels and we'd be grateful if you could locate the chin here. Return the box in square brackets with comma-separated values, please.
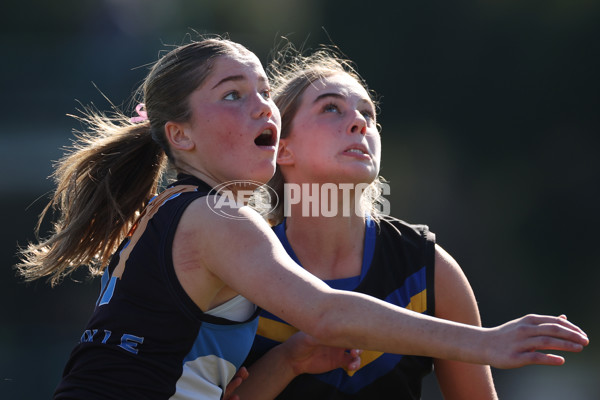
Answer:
[334, 167, 378, 185]
[243, 164, 276, 185]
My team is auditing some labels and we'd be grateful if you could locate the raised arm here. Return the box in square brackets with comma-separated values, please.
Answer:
[176, 200, 588, 368]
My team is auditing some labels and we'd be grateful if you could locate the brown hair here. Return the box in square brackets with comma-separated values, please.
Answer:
[16, 38, 251, 286]
[265, 44, 385, 224]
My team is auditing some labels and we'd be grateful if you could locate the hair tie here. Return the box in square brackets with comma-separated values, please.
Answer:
[130, 103, 148, 123]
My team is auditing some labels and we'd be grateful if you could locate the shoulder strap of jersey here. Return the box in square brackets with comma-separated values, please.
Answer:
[112, 185, 199, 279]
[380, 216, 436, 315]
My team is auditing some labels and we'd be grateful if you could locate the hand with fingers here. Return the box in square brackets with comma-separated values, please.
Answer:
[483, 314, 589, 369]
[223, 367, 249, 400]
[281, 331, 362, 376]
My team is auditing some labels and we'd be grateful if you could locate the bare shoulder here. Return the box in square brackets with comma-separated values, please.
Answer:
[172, 195, 277, 310]
[434, 244, 467, 288]
[175, 195, 277, 269]
[434, 244, 481, 324]
[178, 195, 270, 239]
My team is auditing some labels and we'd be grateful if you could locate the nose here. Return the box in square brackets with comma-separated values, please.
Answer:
[252, 93, 273, 119]
[348, 110, 367, 135]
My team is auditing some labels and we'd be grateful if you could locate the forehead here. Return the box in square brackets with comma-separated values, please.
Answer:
[303, 72, 371, 103]
[204, 52, 267, 86]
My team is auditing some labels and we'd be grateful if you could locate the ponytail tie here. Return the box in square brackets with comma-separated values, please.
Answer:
[130, 103, 148, 123]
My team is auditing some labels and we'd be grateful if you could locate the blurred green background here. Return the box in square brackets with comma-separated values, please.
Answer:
[1, 1, 598, 398]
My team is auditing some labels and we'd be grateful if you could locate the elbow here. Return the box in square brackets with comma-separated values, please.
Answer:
[307, 317, 338, 345]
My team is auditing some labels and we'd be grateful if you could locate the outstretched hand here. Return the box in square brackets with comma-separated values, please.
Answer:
[281, 331, 362, 376]
[485, 314, 589, 369]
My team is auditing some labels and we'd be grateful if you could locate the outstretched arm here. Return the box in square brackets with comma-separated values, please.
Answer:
[177, 201, 589, 369]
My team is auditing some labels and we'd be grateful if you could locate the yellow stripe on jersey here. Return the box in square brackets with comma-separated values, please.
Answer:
[256, 288, 427, 376]
[257, 317, 299, 342]
[406, 289, 427, 313]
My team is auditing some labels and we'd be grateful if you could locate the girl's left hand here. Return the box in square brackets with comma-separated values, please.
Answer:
[223, 366, 250, 400]
[282, 331, 362, 376]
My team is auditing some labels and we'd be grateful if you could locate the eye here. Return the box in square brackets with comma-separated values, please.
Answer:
[223, 91, 240, 101]
[361, 109, 375, 122]
[323, 102, 340, 113]
[260, 89, 271, 100]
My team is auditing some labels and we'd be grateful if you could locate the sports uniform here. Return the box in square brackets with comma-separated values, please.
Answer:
[246, 217, 436, 399]
[54, 174, 260, 400]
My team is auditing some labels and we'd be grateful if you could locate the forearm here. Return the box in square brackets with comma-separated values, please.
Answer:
[311, 291, 587, 368]
[313, 290, 487, 363]
[233, 345, 297, 400]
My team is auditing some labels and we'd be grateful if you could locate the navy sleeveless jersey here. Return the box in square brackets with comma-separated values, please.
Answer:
[54, 175, 260, 400]
[245, 217, 436, 399]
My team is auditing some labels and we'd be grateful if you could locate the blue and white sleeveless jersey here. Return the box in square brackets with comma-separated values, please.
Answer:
[54, 175, 259, 400]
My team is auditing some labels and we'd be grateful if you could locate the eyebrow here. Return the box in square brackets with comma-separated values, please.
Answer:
[314, 93, 375, 109]
[212, 74, 267, 90]
[314, 93, 344, 103]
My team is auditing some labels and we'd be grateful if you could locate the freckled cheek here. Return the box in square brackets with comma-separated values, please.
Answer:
[200, 120, 236, 149]
[218, 127, 246, 150]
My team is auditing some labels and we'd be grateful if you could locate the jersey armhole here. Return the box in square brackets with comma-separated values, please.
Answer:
[418, 226, 436, 317]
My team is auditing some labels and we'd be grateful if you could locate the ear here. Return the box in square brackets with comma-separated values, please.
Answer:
[276, 137, 295, 166]
[165, 121, 195, 151]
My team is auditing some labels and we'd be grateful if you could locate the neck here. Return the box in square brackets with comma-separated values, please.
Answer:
[284, 211, 367, 280]
[178, 166, 220, 189]
[177, 167, 266, 206]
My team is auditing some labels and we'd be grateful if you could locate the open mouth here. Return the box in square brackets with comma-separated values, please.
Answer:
[344, 148, 367, 155]
[254, 129, 276, 147]
[343, 145, 369, 157]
